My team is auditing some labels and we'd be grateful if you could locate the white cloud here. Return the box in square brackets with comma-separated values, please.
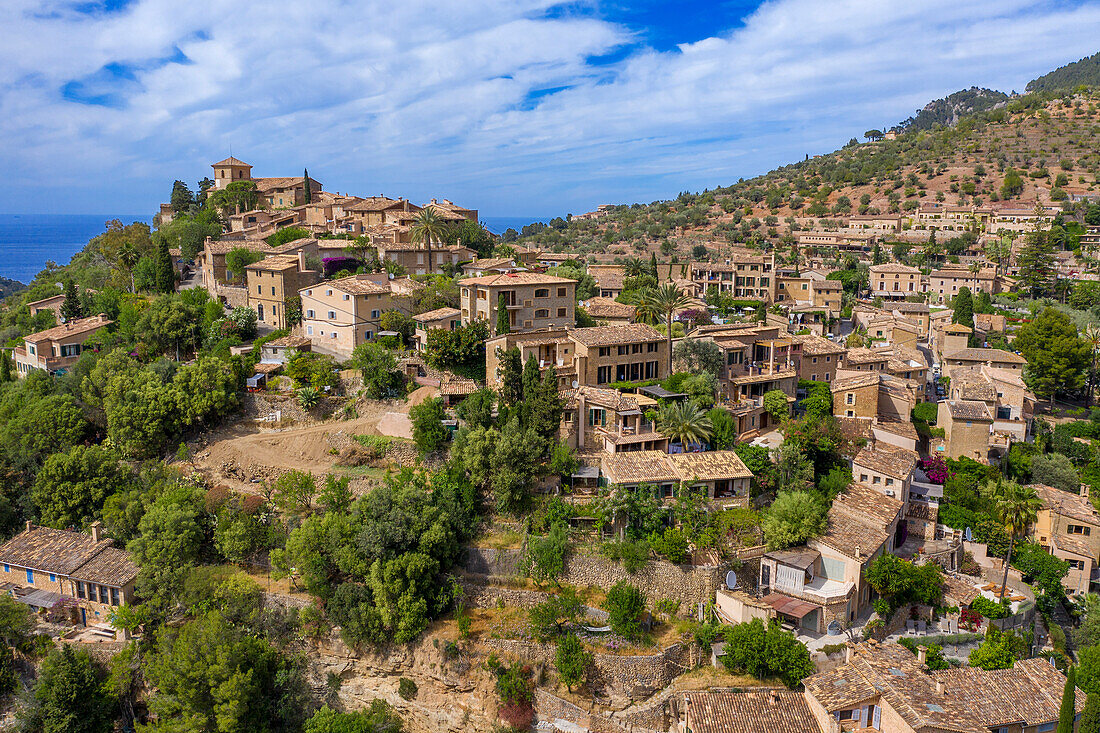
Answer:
[0, 0, 1099, 215]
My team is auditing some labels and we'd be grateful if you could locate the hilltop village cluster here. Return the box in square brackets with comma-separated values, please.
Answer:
[7, 155, 1100, 733]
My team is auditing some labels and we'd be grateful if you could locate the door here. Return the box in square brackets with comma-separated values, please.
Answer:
[80, 608, 86, 626]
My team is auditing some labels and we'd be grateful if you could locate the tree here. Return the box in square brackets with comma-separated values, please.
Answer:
[1015, 308, 1089, 406]
[170, 179, 195, 214]
[410, 207, 446, 276]
[952, 287, 974, 330]
[720, 618, 814, 688]
[525, 522, 569, 586]
[350, 343, 404, 399]
[455, 388, 495, 430]
[127, 494, 205, 611]
[304, 702, 404, 733]
[1058, 665, 1077, 733]
[1030, 453, 1081, 494]
[225, 247, 264, 283]
[555, 633, 593, 692]
[864, 129, 883, 141]
[1085, 324, 1100, 409]
[0, 351, 10, 383]
[1080, 693, 1100, 733]
[303, 168, 312, 205]
[410, 397, 449, 454]
[993, 482, 1042, 604]
[603, 581, 646, 640]
[528, 589, 582, 640]
[154, 235, 175, 293]
[1018, 222, 1056, 298]
[763, 389, 789, 423]
[762, 490, 826, 550]
[33, 445, 130, 529]
[60, 280, 83, 322]
[968, 628, 1016, 670]
[1001, 169, 1024, 198]
[272, 469, 317, 519]
[656, 401, 713, 448]
[497, 347, 523, 406]
[636, 284, 692, 375]
[495, 293, 510, 335]
[673, 338, 723, 378]
[23, 645, 112, 733]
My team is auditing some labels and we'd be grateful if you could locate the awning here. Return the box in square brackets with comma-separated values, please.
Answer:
[16, 590, 67, 609]
[638, 385, 687, 400]
[762, 593, 819, 619]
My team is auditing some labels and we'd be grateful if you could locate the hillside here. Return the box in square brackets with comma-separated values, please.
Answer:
[512, 62, 1100, 263]
[1028, 51, 1100, 93]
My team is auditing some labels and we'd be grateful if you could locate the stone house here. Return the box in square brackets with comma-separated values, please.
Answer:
[459, 272, 577, 335]
[1031, 483, 1100, 597]
[791, 333, 847, 383]
[376, 244, 476, 276]
[869, 263, 922, 300]
[938, 400, 994, 462]
[852, 444, 917, 508]
[882, 301, 931, 338]
[0, 522, 138, 633]
[299, 274, 410, 358]
[413, 307, 462, 352]
[587, 266, 625, 299]
[459, 257, 519, 277]
[579, 297, 635, 325]
[200, 237, 317, 293]
[14, 314, 112, 378]
[568, 324, 666, 386]
[485, 329, 575, 389]
[942, 347, 1026, 379]
[832, 370, 918, 422]
[25, 294, 65, 321]
[948, 365, 1034, 443]
[561, 387, 668, 455]
[245, 253, 321, 330]
[689, 251, 777, 303]
[810, 279, 843, 311]
[928, 265, 998, 304]
[599, 449, 753, 506]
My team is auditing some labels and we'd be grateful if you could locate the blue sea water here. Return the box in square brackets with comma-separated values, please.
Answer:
[0, 213, 151, 284]
[481, 216, 546, 235]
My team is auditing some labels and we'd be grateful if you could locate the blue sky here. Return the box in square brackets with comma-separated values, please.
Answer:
[1, 1, 1100, 219]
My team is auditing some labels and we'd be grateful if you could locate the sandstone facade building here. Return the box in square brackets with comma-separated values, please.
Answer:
[459, 272, 577, 335]
[14, 314, 112, 378]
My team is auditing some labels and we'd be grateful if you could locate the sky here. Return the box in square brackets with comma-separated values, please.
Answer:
[2, 1, 1100, 219]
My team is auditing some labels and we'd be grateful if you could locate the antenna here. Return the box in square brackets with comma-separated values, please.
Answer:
[725, 570, 738, 590]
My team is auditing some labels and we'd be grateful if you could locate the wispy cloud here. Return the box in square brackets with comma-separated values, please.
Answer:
[1, 0, 1099, 216]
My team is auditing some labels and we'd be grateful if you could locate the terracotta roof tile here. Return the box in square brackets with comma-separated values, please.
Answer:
[946, 400, 993, 421]
[944, 348, 1026, 365]
[853, 444, 918, 480]
[1031, 484, 1100, 527]
[24, 314, 112, 344]
[569, 323, 662, 347]
[415, 307, 461, 322]
[681, 690, 821, 733]
[460, 272, 577, 287]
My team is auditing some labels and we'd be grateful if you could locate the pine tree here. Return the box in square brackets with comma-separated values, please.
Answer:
[1018, 214, 1056, 298]
[1057, 665, 1077, 733]
[303, 168, 312, 204]
[497, 347, 524, 407]
[1080, 693, 1100, 733]
[952, 287, 974, 330]
[154, 237, 175, 293]
[496, 293, 510, 335]
[59, 280, 83, 323]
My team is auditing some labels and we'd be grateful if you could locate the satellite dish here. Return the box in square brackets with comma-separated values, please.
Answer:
[571, 380, 579, 388]
[725, 570, 738, 590]
[965, 527, 973, 542]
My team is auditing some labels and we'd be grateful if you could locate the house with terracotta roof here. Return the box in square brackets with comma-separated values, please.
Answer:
[413, 307, 462, 352]
[569, 323, 667, 386]
[599, 449, 753, 506]
[948, 364, 1034, 444]
[459, 272, 577, 335]
[1031, 483, 1100, 596]
[299, 274, 413, 357]
[689, 251, 777, 303]
[882, 301, 931, 338]
[561, 387, 668, 455]
[791, 333, 847, 384]
[928, 265, 999, 304]
[245, 253, 320, 330]
[459, 256, 519, 277]
[25, 294, 66, 322]
[0, 522, 138, 634]
[938, 399, 994, 462]
[377, 243, 477, 275]
[852, 444, 918, 508]
[833, 369, 920, 422]
[580, 297, 635, 325]
[869, 263, 922, 300]
[942, 347, 1027, 378]
[14, 314, 112, 378]
[587, 266, 626, 299]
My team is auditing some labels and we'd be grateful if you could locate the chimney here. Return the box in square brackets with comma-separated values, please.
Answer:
[769, 691, 779, 706]
[934, 680, 945, 696]
[90, 521, 102, 543]
[298, 250, 308, 272]
[24, 520, 32, 533]
[855, 545, 861, 559]
[1084, 484, 1091, 500]
[917, 646, 927, 664]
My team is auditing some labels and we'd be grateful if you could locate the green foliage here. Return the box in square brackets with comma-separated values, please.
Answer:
[555, 633, 594, 691]
[1015, 308, 1090, 403]
[1013, 541, 1070, 601]
[762, 389, 789, 423]
[272, 470, 317, 520]
[798, 380, 833, 420]
[707, 408, 737, 450]
[350, 343, 404, 400]
[127, 487, 206, 612]
[265, 226, 311, 247]
[762, 490, 826, 550]
[969, 594, 1010, 619]
[648, 526, 690, 564]
[968, 627, 1018, 670]
[673, 338, 723, 378]
[398, 677, 418, 701]
[409, 397, 449, 454]
[1080, 693, 1100, 733]
[603, 581, 647, 640]
[21, 645, 113, 733]
[528, 588, 582, 640]
[952, 287, 974, 329]
[225, 247, 265, 283]
[599, 539, 651, 573]
[524, 521, 570, 585]
[1058, 665, 1077, 733]
[1030, 453, 1081, 494]
[32, 445, 130, 529]
[424, 320, 488, 371]
[720, 618, 814, 688]
[285, 351, 340, 392]
[864, 554, 943, 608]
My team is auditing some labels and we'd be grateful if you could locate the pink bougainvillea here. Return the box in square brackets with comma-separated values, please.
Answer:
[919, 456, 949, 485]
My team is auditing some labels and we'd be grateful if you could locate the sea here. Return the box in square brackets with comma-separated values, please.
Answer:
[0, 213, 542, 286]
[0, 213, 151, 285]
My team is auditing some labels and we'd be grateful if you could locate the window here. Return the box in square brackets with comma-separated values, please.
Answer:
[1038, 723, 1056, 733]
[557, 308, 566, 317]
[111, 587, 120, 606]
[557, 287, 566, 297]
[26, 569, 33, 584]
[306, 309, 315, 318]
[647, 342, 658, 353]
[598, 347, 611, 357]
[343, 293, 350, 300]
[76, 581, 86, 599]
[49, 573, 56, 582]
[534, 288, 549, 298]
[872, 476, 881, 484]
[812, 357, 818, 364]
[306, 326, 314, 335]
[618, 345, 628, 356]
[326, 289, 333, 296]
[272, 286, 276, 296]
[330, 332, 337, 339]
[886, 478, 894, 486]
[846, 393, 855, 405]
[860, 474, 869, 482]
[597, 365, 612, 384]
[534, 309, 549, 318]
[328, 311, 336, 320]
[587, 408, 606, 426]
[257, 285, 262, 294]
[371, 309, 381, 319]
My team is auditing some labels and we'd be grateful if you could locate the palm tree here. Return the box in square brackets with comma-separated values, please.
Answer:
[410, 207, 447, 274]
[622, 257, 647, 278]
[116, 242, 139, 293]
[993, 481, 1042, 603]
[656, 401, 713, 449]
[636, 283, 692, 376]
[1086, 324, 1100, 409]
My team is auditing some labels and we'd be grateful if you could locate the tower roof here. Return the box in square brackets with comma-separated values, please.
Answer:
[212, 156, 251, 167]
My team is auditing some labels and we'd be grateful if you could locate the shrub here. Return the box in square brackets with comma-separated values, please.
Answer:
[720, 618, 814, 688]
[600, 540, 650, 573]
[398, 677, 418, 700]
[970, 595, 1010, 620]
[648, 527, 690, 564]
[603, 582, 647, 640]
[555, 633, 593, 691]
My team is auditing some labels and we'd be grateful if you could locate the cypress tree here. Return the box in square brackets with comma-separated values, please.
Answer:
[154, 237, 175, 293]
[521, 355, 541, 403]
[1080, 692, 1100, 733]
[498, 347, 523, 407]
[649, 252, 659, 280]
[952, 287, 974, 330]
[303, 168, 312, 204]
[1057, 665, 1077, 733]
[59, 280, 83, 322]
[496, 293, 510, 335]
[0, 352, 11, 383]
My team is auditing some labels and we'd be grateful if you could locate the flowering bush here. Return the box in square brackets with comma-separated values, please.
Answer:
[675, 308, 710, 329]
[920, 456, 949, 485]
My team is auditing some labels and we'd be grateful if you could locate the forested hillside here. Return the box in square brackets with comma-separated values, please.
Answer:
[1028, 51, 1100, 93]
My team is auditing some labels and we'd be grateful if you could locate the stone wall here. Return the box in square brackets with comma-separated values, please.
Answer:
[461, 548, 729, 619]
[212, 282, 250, 309]
[534, 690, 665, 733]
[488, 639, 697, 702]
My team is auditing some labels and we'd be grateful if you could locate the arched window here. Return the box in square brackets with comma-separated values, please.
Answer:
[534, 288, 550, 298]
[534, 309, 549, 318]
